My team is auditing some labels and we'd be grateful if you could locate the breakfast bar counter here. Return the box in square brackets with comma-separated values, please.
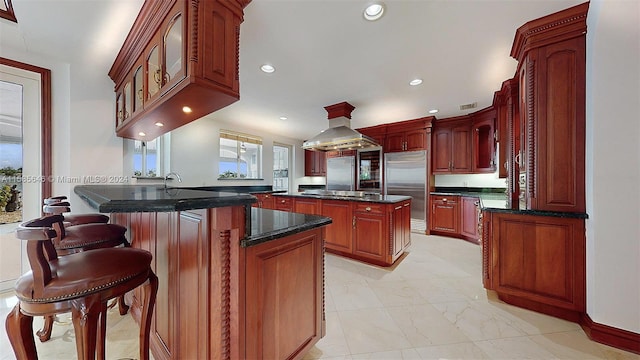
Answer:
[75, 185, 331, 360]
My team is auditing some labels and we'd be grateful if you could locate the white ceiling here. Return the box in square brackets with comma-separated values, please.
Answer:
[1, 0, 585, 142]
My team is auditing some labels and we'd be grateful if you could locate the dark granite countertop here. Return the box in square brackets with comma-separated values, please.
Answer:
[74, 185, 256, 212]
[482, 207, 589, 219]
[242, 208, 332, 247]
[275, 191, 411, 204]
[430, 187, 508, 209]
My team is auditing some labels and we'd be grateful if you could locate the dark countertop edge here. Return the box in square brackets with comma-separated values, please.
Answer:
[482, 207, 589, 219]
[74, 185, 256, 213]
[434, 187, 507, 194]
[273, 192, 412, 204]
[242, 214, 332, 247]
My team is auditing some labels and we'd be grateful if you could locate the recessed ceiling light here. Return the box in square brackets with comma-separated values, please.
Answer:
[409, 79, 423, 86]
[279, 116, 288, 121]
[138, 132, 146, 137]
[260, 64, 275, 73]
[154, 122, 164, 127]
[429, 109, 439, 114]
[364, 2, 385, 21]
[182, 106, 192, 113]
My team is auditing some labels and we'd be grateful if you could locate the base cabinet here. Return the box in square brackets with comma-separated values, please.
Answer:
[112, 207, 325, 360]
[278, 195, 411, 267]
[482, 210, 586, 322]
[321, 200, 353, 253]
[430, 195, 480, 243]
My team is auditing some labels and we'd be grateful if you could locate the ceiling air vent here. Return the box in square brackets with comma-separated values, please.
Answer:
[459, 102, 477, 111]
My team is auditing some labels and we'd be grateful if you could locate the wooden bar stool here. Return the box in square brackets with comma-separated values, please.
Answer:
[42, 196, 110, 227]
[36, 204, 131, 342]
[5, 214, 158, 360]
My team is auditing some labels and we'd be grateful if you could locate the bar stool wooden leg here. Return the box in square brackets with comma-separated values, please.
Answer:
[139, 273, 158, 360]
[118, 296, 130, 316]
[71, 295, 102, 360]
[36, 314, 54, 342]
[5, 304, 37, 360]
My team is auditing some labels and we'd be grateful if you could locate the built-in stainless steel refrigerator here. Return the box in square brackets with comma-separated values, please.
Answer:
[384, 150, 427, 232]
[326, 155, 356, 191]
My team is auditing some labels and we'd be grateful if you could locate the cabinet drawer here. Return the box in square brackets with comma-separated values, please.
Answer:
[274, 197, 293, 206]
[431, 195, 459, 204]
[353, 202, 385, 214]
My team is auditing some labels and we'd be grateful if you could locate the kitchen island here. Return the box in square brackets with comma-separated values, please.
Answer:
[270, 190, 412, 267]
[74, 185, 331, 360]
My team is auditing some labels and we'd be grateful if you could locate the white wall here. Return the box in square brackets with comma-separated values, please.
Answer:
[164, 115, 316, 191]
[1, 46, 124, 215]
[586, 0, 640, 333]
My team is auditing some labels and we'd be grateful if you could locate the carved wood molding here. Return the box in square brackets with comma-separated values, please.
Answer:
[218, 229, 232, 359]
[0, 0, 17, 23]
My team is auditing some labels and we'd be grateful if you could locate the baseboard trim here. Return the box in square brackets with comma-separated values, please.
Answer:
[580, 314, 640, 355]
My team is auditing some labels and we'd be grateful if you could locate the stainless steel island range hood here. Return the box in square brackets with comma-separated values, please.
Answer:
[302, 102, 380, 151]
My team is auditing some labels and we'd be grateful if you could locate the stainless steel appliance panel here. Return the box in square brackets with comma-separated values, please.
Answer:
[326, 156, 355, 191]
[384, 150, 427, 231]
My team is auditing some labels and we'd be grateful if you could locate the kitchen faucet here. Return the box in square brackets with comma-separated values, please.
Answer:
[164, 172, 182, 189]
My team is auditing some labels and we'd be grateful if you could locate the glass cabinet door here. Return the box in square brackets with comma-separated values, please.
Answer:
[133, 65, 143, 113]
[116, 92, 123, 127]
[123, 81, 132, 121]
[164, 14, 183, 86]
[147, 45, 161, 99]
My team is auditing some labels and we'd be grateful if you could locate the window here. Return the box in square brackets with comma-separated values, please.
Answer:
[133, 138, 161, 177]
[273, 143, 290, 191]
[219, 130, 262, 179]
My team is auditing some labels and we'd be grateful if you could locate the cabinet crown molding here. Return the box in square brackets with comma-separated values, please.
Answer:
[510, 1, 588, 62]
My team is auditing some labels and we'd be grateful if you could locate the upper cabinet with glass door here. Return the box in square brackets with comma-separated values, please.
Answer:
[109, 0, 251, 140]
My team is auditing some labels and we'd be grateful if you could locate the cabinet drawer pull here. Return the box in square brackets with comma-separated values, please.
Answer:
[280, 199, 286, 203]
[365, 206, 371, 212]
[442, 198, 447, 202]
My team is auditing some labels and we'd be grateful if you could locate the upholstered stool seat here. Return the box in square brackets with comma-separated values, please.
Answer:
[43, 199, 109, 227]
[5, 215, 158, 360]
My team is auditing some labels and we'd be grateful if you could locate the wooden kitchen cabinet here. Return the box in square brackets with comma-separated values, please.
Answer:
[391, 200, 412, 259]
[471, 107, 496, 173]
[429, 195, 460, 235]
[109, 0, 250, 140]
[482, 210, 586, 322]
[352, 203, 386, 263]
[252, 193, 275, 209]
[273, 196, 294, 212]
[356, 125, 386, 146]
[429, 194, 480, 243]
[304, 150, 326, 176]
[321, 200, 353, 253]
[294, 197, 320, 215]
[511, 2, 586, 213]
[460, 196, 480, 242]
[432, 117, 472, 173]
[384, 118, 431, 153]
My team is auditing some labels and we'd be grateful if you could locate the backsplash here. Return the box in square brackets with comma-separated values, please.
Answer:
[434, 173, 507, 188]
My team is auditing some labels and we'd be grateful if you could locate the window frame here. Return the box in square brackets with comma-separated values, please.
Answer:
[218, 130, 263, 180]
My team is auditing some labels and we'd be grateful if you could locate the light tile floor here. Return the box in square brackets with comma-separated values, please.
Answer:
[1, 234, 638, 359]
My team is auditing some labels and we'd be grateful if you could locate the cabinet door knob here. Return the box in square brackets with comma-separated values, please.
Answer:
[281, 199, 285, 203]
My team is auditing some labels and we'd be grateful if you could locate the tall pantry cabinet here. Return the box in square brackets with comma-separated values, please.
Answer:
[482, 2, 589, 324]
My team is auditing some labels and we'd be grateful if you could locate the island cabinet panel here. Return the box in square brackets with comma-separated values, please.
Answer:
[112, 205, 326, 360]
[353, 204, 386, 262]
[274, 196, 294, 212]
[245, 229, 325, 360]
[294, 197, 321, 215]
[252, 193, 275, 209]
[484, 211, 586, 322]
[321, 200, 353, 253]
